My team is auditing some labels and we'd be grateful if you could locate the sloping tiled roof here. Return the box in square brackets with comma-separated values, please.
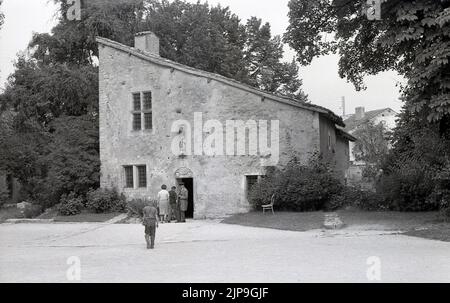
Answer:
[96, 37, 345, 127]
[336, 127, 357, 142]
[343, 108, 396, 133]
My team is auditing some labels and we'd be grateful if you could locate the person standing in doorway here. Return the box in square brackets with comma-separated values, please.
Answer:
[168, 186, 178, 223]
[157, 185, 170, 223]
[142, 201, 159, 249]
[178, 183, 189, 223]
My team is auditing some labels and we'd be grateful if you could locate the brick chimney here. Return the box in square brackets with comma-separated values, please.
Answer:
[134, 31, 160, 56]
[355, 107, 365, 120]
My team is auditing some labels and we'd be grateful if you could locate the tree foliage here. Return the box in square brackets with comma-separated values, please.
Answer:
[143, 0, 306, 98]
[352, 121, 390, 165]
[248, 155, 343, 211]
[0, 115, 51, 186]
[1, 57, 98, 125]
[285, 0, 450, 211]
[41, 115, 100, 205]
[28, 0, 144, 66]
[0, 114, 99, 207]
[285, 0, 450, 124]
[143, 0, 246, 81]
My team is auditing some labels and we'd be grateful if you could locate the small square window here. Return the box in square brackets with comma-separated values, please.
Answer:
[124, 166, 134, 188]
[133, 113, 142, 131]
[144, 113, 153, 130]
[137, 166, 147, 188]
[143, 92, 152, 110]
[133, 93, 141, 111]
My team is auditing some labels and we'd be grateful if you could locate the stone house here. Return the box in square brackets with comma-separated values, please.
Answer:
[97, 32, 355, 219]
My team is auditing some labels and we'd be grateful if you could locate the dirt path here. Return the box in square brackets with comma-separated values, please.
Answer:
[0, 220, 449, 283]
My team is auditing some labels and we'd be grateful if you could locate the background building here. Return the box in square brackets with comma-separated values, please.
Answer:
[344, 107, 398, 186]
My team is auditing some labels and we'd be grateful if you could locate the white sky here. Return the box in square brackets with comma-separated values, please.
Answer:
[0, 0, 404, 115]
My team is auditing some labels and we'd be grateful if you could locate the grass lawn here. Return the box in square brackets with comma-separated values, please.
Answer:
[337, 210, 450, 242]
[0, 207, 123, 224]
[223, 209, 450, 242]
[37, 208, 123, 223]
[404, 224, 450, 242]
[337, 210, 441, 231]
[52, 212, 123, 223]
[222, 211, 325, 232]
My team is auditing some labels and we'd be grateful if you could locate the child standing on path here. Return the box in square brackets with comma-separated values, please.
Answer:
[142, 201, 159, 249]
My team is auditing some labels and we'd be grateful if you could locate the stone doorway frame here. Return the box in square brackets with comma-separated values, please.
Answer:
[175, 167, 195, 219]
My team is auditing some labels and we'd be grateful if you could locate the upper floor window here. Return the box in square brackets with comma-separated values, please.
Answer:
[132, 91, 153, 131]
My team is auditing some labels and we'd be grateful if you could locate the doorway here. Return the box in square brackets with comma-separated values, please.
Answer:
[179, 178, 194, 219]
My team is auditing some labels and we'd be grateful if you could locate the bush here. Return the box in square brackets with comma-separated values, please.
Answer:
[127, 198, 156, 217]
[440, 206, 450, 222]
[58, 192, 84, 216]
[86, 188, 126, 213]
[377, 161, 440, 211]
[23, 204, 43, 219]
[27, 178, 61, 209]
[326, 186, 387, 211]
[0, 190, 10, 207]
[248, 155, 343, 211]
[435, 162, 450, 221]
[3, 116, 101, 210]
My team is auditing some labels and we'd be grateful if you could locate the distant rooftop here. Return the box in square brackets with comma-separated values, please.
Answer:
[344, 108, 397, 132]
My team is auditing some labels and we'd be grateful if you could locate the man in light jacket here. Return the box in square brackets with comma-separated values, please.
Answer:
[178, 183, 189, 223]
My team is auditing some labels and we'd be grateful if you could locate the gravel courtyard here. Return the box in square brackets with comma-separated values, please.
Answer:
[0, 220, 449, 283]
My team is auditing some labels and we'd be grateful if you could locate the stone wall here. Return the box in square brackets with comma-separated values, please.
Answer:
[318, 116, 337, 164]
[335, 135, 350, 180]
[98, 44, 344, 218]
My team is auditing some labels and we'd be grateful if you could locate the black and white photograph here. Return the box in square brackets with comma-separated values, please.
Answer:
[0, 0, 449, 285]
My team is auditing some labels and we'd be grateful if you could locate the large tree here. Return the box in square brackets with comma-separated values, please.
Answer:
[0, 0, 128, 204]
[242, 17, 306, 99]
[352, 121, 390, 180]
[284, 0, 450, 210]
[285, 0, 450, 127]
[1, 56, 98, 124]
[143, 0, 307, 98]
[142, 0, 247, 81]
[30, 0, 144, 66]
[353, 121, 390, 166]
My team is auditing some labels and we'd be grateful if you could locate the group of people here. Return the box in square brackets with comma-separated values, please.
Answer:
[142, 183, 189, 250]
[157, 183, 189, 223]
